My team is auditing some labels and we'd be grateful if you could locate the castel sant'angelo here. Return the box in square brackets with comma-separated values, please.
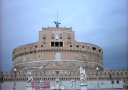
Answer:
[0, 21, 128, 90]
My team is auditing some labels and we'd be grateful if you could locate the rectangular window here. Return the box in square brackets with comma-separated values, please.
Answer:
[43, 37, 46, 39]
[67, 33, 71, 39]
[60, 42, 63, 47]
[43, 34, 46, 39]
[51, 42, 63, 47]
[55, 42, 59, 47]
[51, 42, 54, 47]
[60, 34, 62, 39]
[111, 81, 114, 84]
[51, 34, 54, 39]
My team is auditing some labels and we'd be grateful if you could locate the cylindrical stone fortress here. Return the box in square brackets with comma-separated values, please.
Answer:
[12, 27, 103, 73]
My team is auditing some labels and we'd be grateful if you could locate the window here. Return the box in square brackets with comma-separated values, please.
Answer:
[67, 34, 71, 39]
[117, 80, 119, 84]
[43, 37, 46, 39]
[51, 42, 63, 47]
[68, 37, 71, 39]
[43, 34, 46, 39]
[60, 42, 63, 47]
[51, 42, 54, 47]
[111, 81, 114, 84]
[51, 34, 54, 39]
[35, 45, 37, 48]
[92, 47, 96, 50]
[82, 46, 84, 48]
[76, 45, 79, 48]
[70, 45, 72, 47]
[55, 42, 59, 47]
[60, 34, 62, 39]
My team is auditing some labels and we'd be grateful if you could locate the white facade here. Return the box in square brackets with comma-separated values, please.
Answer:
[1, 80, 124, 90]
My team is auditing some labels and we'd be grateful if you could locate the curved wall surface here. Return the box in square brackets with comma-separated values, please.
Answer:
[12, 27, 103, 70]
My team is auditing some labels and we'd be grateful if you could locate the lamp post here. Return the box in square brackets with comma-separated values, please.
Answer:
[0, 72, 4, 90]
[109, 70, 113, 89]
[96, 66, 99, 90]
[13, 68, 17, 90]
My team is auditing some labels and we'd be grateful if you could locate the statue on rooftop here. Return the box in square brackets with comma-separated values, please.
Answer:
[54, 21, 61, 28]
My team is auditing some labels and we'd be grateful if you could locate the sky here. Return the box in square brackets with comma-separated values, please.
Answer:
[0, 0, 128, 71]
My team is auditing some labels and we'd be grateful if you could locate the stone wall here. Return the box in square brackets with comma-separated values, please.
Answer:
[12, 27, 103, 69]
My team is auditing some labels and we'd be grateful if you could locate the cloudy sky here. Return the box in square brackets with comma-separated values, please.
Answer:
[0, 0, 128, 71]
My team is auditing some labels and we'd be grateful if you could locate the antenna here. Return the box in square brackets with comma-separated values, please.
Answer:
[54, 9, 61, 28]
[57, 9, 58, 22]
